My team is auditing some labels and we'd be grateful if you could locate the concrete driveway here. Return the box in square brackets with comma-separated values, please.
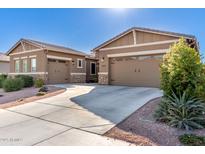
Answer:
[0, 84, 162, 146]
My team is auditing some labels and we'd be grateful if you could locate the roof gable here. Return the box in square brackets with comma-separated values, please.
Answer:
[103, 31, 134, 48]
[7, 39, 87, 56]
[93, 27, 196, 51]
[7, 39, 43, 55]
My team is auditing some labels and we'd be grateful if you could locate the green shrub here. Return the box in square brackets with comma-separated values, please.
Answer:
[160, 38, 205, 99]
[15, 75, 34, 88]
[34, 78, 44, 88]
[179, 134, 205, 146]
[155, 91, 205, 130]
[0, 74, 7, 88]
[3, 78, 24, 92]
[0, 74, 7, 79]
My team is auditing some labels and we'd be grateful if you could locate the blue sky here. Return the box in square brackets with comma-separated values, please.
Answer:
[0, 8, 205, 58]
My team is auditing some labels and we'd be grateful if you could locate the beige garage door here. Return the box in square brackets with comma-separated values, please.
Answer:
[48, 59, 70, 84]
[110, 55, 161, 87]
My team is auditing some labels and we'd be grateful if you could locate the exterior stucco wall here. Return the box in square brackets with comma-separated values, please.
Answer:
[47, 50, 86, 73]
[95, 30, 180, 85]
[47, 50, 86, 83]
[9, 50, 47, 73]
[134, 31, 178, 44]
[8, 37, 89, 84]
[9, 49, 87, 83]
[9, 49, 48, 83]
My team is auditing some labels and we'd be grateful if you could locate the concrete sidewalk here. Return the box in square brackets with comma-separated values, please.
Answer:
[0, 84, 162, 146]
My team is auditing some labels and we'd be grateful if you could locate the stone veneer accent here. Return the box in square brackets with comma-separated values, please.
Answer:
[98, 74, 109, 84]
[70, 74, 86, 83]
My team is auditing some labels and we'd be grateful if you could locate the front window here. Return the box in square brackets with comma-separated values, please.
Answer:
[77, 59, 83, 68]
[31, 58, 36, 72]
[90, 62, 96, 75]
[15, 60, 20, 72]
[22, 59, 28, 72]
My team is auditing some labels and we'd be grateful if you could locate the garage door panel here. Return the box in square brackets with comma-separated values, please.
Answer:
[110, 60, 136, 85]
[48, 59, 70, 84]
[110, 56, 160, 87]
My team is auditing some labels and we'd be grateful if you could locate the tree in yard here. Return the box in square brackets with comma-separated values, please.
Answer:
[160, 38, 205, 99]
[155, 38, 205, 130]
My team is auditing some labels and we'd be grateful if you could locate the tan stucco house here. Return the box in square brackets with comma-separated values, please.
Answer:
[0, 52, 10, 74]
[92, 27, 198, 87]
[6, 27, 198, 87]
[6, 39, 97, 84]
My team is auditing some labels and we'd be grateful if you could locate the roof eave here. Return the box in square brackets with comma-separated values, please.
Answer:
[0, 60, 10, 62]
[6, 39, 23, 56]
[47, 48, 88, 57]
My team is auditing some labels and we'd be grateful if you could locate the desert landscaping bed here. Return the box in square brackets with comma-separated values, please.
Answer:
[105, 97, 205, 146]
[0, 86, 66, 109]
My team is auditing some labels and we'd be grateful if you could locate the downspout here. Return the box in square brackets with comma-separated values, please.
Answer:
[44, 49, 49, 84]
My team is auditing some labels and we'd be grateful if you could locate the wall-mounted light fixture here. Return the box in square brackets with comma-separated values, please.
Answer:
[101, 57, 105, 62]
[72, 60, 75, 65]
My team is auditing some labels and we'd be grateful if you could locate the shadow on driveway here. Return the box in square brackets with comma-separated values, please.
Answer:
[70, 85, 162, 124]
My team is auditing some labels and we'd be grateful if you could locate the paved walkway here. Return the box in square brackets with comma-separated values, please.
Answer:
[0, 84, 162, 146]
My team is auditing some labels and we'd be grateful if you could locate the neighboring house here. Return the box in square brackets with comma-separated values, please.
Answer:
[6, 39, 93, 84]
[92, 27, 198, 87]
[0, 52, 10, 74]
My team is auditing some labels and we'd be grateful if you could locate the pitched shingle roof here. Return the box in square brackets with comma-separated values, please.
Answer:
[7, 38, 87, 56]
[93, 27, 196, 51]
[0, 52, 9, 62]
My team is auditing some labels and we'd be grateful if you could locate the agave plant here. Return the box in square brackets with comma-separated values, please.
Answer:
[155, 91, 205, 130]
[154, 97, 170, 122]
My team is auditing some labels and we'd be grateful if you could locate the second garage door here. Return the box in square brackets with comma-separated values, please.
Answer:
[48, 59, 70, 84]
[110, 55, 161, 87]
